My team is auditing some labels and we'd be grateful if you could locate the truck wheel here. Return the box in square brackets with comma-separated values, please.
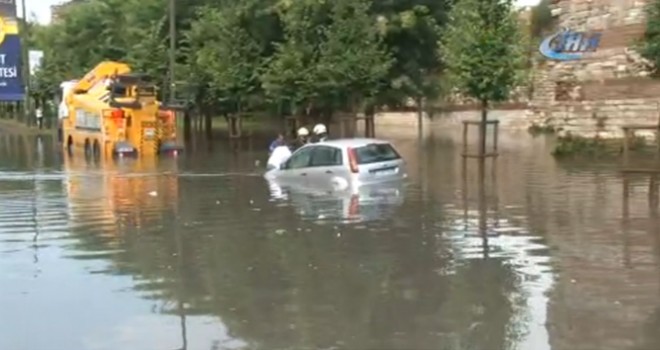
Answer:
[66, 136, 74, 154]
[93, 140, 101, 160]
[84, 139, 91, 159]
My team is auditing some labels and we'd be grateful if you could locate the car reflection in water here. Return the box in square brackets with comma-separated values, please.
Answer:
[267, 177, 406, 224]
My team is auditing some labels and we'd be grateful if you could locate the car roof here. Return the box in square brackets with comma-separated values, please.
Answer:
[308, 138, 391, 149]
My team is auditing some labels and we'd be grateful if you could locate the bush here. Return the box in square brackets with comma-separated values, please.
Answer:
[552, 134, 648, 158]
[528, 123, 556, 135]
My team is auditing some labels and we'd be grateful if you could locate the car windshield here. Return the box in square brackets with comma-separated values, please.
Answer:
[354, 143, 401, 165]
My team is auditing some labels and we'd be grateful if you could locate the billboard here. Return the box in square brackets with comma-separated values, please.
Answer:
[0, 0, 23, 101]
[29, 50, 43, 76]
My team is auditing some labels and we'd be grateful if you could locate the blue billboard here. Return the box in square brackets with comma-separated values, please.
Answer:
[0, 7, 23, 101]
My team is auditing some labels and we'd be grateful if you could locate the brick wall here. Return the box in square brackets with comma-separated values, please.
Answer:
[582, 78, 660, 100]
[528, 0, 660, 138]
[599, 24, 645, 49]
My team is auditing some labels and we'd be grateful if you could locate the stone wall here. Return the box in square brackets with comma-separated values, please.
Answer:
[530, 0, 660, 138]
[376, 0, 660, 138]
[373, 109, 530, 131]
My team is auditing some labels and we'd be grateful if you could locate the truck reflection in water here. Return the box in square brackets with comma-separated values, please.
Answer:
[62, 154, 179, 234]
[267, 179, 406, 224]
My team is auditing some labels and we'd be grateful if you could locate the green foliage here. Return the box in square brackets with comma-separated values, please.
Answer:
[529, 0, 554, 39]
[317, 0, 393, 106]
[552, 135, 615, 158]
[550, 134, 653, 158]
[29, 0, 170, 99]
[262, 0, 392, 115]
[28, 0, 452, 118]
[261, 0, 327, 115]
[440, 0, 525, 105]
[527, 123, 556, 136]
[372, 1, 450, 106]
[187, 5, 266, 112]
[640, 0, 660, 75]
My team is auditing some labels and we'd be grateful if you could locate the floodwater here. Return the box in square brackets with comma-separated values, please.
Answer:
[1, 126, 660, 350]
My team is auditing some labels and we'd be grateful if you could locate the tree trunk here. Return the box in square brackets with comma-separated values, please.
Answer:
[204, 112, 212, 140]
[183, 109, 192, 141]
[477, 156, 488, 257]
[479, 99, 488, 157]
[416, 96, 424, 138]
[365, 104, 375, 138]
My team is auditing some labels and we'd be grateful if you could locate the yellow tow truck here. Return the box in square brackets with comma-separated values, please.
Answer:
[60, 61, 183, 158]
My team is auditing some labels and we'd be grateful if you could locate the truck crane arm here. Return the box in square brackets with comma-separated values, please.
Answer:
[71, 61, 132, 94]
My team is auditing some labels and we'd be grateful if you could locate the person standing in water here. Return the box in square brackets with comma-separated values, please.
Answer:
[293, 127, 310, 150]
[312, 123, 328, 143]
[267, 142, 292, 170]
[269, 133, 285, 155]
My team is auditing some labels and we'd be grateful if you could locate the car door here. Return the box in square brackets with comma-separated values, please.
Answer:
[306, 145, 348, 190]
[277, 146, 315, 187]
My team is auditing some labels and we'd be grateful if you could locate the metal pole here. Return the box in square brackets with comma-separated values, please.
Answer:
[20, 0, 31, 125]
[168, 0, 176, 104]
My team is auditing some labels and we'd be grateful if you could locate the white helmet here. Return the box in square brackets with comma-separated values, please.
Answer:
[313, 123, 327, 135]
[297, 127, 309, 137]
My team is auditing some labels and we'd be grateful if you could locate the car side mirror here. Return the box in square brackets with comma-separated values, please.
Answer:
[280, 162, 287, 170]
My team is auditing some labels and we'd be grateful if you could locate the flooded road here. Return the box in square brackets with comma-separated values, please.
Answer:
[1, 127, 660, 350]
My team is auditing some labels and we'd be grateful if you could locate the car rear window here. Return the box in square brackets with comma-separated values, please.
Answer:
[354, 143, 401, 165]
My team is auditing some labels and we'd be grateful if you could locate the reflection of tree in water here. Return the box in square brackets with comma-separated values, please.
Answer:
[436, 260, 525, 350]
[66, 181, 528, 350]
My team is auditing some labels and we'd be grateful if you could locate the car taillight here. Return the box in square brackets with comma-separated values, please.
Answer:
[347, 147, 359, 173]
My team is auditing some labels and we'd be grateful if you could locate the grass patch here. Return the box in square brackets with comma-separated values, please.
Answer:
[552, 134, 648, 158]
[528, 123, 557, 136]
[204, 116, 286, 135]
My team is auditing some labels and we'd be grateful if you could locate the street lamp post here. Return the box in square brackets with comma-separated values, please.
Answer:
[168, 0, 176, 104]
[20, 0, 31, 125]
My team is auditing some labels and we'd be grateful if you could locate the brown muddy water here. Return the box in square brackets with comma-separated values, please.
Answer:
[1, 127, 660, 350]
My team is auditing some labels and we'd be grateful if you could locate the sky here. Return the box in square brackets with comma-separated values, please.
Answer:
[23, 0, 542, 25]
[19, 0, 64, 24]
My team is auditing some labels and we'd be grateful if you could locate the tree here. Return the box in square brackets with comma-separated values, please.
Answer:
[29, 0, 169, 100]
[529, 0, 554, 39]
[370, 1, 451, 113]
[186, 6, 265, 116]
[261, 0, 331, 117]
[263, 0, 391, 120]
[440, 0, 525, 155]
[640, 0, 660, 75]
[315, 0, 393, 114]
[26, 0, 456, 132]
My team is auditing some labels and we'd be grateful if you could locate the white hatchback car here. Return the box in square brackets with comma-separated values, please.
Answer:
[264, 138, 407, 191]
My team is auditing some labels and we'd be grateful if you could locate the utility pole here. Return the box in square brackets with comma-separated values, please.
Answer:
[168, 0, 176, 104]
[20, 0, 31, 125]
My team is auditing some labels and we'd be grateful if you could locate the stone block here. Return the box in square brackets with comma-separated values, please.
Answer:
[595, 105, 620, 112]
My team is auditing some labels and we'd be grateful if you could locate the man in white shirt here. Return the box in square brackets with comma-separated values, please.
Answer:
[58, 80, 77, 142]
[35, 107, 43, 129]
[267, 145, 292, 171]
